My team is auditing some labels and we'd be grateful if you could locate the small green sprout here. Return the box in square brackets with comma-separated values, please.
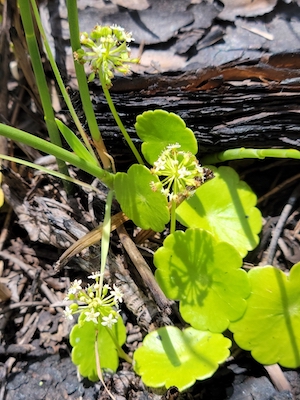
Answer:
[74, 24, 139, 88]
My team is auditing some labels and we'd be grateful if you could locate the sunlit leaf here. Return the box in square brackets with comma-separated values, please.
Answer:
[70, 314, 126, 381]
[176, 166, 262, 257]
[114, 164, 169, 231]
[134, 326, 231, 391]
[135, 110, 198, 165]
[154, 228, 250, 332]
[230, 263, 300, 368]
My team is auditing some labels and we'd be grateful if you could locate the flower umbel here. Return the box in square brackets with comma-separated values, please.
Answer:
[64, 277, 123, 328]
[74, 25, 139, 88]
[151, 144, 206, 202]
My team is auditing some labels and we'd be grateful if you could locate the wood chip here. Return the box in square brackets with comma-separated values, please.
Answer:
[110, 0, 150, 11]
[219, 0, 278, 21]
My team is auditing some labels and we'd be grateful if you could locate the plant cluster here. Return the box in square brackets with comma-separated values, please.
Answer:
[1, 0, 300, 394]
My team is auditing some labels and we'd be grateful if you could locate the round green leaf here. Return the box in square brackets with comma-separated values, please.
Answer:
[114, 164, 169, 231]
[135, 110, 198, 165]
[176, 166, 262, 257]
[230, 263, 300, 368]
[134, 326, 231, 391]
[70, 314, 126, 381]
[154, 228, 250, 332]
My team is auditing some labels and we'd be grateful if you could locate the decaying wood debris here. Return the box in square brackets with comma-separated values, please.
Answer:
[70, 52, 300, 167]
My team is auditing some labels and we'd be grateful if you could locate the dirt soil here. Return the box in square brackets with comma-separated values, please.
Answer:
[0, 0, 300, 399]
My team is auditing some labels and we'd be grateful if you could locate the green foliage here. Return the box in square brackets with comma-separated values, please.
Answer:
[202, 147, 300, 164]
[114, 164, 170, 231]
[176, 166, 262, 257]
[70, 313, 127, 381]
[6, 4, 300, 392]
[133, 326, 231, 391]
[135, 110, 198, 165]
[154, 228, 250, 332]
[230, 262, 300, 368]
[0, 123, 115, 188]
[55, 119, 98, 166]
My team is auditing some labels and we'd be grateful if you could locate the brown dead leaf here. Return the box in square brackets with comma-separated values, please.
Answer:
[110, 0, 150, 11]
[219, 0, 278, 21]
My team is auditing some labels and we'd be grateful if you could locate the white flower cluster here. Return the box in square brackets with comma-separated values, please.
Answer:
[74, 24, 139, 88]
[64, 274, 123, 329]
[151, 143, 205, 202]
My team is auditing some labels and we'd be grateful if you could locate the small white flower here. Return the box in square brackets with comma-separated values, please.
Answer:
[101, 313, 118, 329]
[85, 309, 100, 324]
[169, 192, 179, 202]
[68, 279, 82, 294]
[64, 306, 74, 321]
[87, 272, 103, 280]
[110, 24, 124, 32]
[178, 166, 191, 179]
[166, 143, 181, 150]
[161, 188, 169, 196]
[153, 158, 166, 172]
[111, 284, 123, 303]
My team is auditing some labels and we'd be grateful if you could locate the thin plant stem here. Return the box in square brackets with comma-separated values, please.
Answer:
[170, 199, 177, 234]
[201, 148, 300, 165]
[105, 325, 133, 364]
[94, 330, 117, 400]
[18, 0, 71, 190]
[99, 190, 114, 295]
[0, 123, 115, 188]
[66, 0, 112, 170]
[29, 0, 98, 162]
[99, 71, 144, 165]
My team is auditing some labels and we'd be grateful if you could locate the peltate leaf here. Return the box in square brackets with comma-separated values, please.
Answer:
[176, 166, 262, 257]
[114, 164, 169, 231]
[154, 228, 250, 332]
[134, 326, 231, 391]
[135, 110, 198, 165]
[70, 314, 126, 381]
[230, 263, 300, 368]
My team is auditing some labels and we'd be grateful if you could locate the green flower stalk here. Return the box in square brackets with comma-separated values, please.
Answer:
[74, 24, 144, 164]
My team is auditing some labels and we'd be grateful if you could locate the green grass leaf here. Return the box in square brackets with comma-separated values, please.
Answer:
[176, 166, 262, 257]
[134, 326, 231, 391]
[135, 110, 198, 165]
[114, 164, 170, 231]
[154, 228, 250, 332]
[70, 314, 126, 381]
[55, 118, 98, 166]
[230, 263, 300, 368]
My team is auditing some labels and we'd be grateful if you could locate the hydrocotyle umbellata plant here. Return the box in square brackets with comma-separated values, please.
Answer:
[1, 0, 300, 393]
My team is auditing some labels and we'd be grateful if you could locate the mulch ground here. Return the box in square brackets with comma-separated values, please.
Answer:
[0, 0, 300, 399]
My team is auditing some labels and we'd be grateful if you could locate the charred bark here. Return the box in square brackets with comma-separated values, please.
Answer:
[73, 57, 300, 166]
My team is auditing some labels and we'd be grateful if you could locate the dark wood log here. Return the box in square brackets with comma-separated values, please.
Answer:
[72, 55, 300, 166]
[39, 1, 300, 165]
